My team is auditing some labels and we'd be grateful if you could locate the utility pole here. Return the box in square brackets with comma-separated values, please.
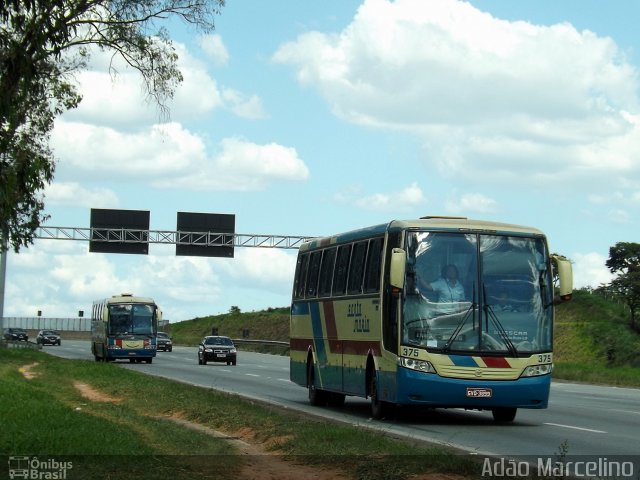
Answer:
[0, 241, 6, 333]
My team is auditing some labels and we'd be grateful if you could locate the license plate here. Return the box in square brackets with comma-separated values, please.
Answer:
[216, 354, 227, 358]
[466, 387, 492, 398]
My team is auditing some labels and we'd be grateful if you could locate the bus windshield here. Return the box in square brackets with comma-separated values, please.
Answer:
[108, 303, 156, 336]
[402, 231, 553, 355]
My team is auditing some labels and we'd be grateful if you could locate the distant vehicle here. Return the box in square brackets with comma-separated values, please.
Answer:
[4, 328, 29, 342]
[156, 332, 173, 352]
[36, 330, 61, 346]
[91, 293, 162, 363]
[198, 336, 237, 365]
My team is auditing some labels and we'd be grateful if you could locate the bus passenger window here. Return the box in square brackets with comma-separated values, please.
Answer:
[293, 253, 309, 299]
[306, 251, 322, 297]
[364, 237, 383, 293]
[318, 248, 337, 297]
[332, 244, 352, 296]
[347, 241, 368, 295]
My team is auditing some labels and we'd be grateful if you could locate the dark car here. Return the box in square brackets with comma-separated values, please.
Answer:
[36, 330, 61, 346]
[198, 335, 237, 365]
[4, 328, 29, 341]
[156, 331, 173, 352]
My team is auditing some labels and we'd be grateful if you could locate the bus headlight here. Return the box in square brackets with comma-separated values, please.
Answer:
[520, 363, 553, 377]
[400, 357, 437, 374]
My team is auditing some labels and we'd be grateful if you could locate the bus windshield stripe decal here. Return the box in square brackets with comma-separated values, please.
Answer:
[449, 355, 479, 367]
[482, 357, 511, 368]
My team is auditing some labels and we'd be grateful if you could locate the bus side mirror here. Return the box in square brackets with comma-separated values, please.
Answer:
[552, 255, 573, 302]
[390, 248, 406, 290]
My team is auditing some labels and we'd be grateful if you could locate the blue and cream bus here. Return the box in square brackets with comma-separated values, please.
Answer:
[290, 217, 572, 422]
[91, 293, 161, 363]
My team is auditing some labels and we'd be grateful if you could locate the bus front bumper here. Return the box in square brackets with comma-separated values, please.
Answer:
[395, 367, 550, 409]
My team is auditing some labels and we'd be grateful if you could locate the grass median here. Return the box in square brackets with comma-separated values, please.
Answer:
[0, 348, 480, 480]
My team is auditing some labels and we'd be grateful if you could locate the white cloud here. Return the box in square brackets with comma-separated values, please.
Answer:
[446, 192, 497, 214]
[222, 88, 268, 119]
[198, 33, 229, 66]
[572, 252, 615, 289]
[52, 120, 204, 180]
[355, 182, 426, 211]
[156, 137, 310, 191]
[273, 0, 640, 191]
[62, 41, 223, 128]
[45, 182, 119, 208]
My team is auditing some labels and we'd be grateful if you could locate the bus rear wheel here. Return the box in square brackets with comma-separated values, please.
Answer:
[307, 362, 326, 406]
[492, 407, 517, 423]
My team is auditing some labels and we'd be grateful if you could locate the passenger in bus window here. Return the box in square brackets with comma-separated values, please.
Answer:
[421, 264, 466, 313]
[495, 291, 519, 312]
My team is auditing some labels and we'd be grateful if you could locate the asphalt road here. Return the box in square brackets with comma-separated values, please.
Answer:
[42, 340, 640, 462]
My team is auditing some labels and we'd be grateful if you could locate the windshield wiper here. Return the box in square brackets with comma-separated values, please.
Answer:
[443, 285, 477, 353]
[482, 284, 518, 356]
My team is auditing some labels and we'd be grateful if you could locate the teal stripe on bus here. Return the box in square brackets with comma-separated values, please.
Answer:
[309, 302, 327, 365]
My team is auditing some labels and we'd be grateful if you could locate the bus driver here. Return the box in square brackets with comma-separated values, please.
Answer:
[421, 264, 466, 314]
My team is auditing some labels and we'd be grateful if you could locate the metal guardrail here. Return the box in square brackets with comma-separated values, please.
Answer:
[231, 338, 289, 347]
[0, 340, 41, 351]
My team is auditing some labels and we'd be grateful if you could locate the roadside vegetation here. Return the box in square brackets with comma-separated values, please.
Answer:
[0, 348, 479, 480]
[553, 289, 640, 387]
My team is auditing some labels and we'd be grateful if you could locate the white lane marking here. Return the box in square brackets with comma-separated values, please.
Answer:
[544, 423, 607, 434]
[245, 373, 260, 377]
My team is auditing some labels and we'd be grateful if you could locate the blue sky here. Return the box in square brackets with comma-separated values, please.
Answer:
[4, 0, 639, 321]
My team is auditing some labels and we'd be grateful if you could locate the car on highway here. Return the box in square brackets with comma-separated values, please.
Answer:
[36, 330, 62, 346]
[156, 331, 173, 352]
[3, 327, 29, 341]
[197, 335, 237, 365]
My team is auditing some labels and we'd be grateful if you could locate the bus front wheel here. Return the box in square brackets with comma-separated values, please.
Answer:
[492, 407, 517, 423]
[369, 375, 391, 420]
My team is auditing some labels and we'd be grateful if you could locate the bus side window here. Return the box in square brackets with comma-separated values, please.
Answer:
[318, 248, 337, 297]
[347, 241, 368, 295]
[306, 251, 323, 298]
[293, 253, 309, 299]
[364, 237, 383, 293]
[332, 244, 352, 296]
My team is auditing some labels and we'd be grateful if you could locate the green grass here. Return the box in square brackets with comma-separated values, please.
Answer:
[0, 348, 480, 480]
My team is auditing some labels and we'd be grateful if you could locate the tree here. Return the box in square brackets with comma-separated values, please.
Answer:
[605, 242, 640, 331]
[0, 0, 224, 252]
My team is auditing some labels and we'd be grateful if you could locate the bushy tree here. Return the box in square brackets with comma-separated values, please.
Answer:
[605, 242, 640, 331]
[0, 0, 224, 252]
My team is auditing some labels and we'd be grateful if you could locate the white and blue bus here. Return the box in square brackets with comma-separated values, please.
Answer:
[290, 217, 573, 422]
[91, 293, 161, 363]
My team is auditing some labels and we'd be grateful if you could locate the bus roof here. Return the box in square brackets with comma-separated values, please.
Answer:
[300, 217, 546, 251]
[96, 294, 156, 305]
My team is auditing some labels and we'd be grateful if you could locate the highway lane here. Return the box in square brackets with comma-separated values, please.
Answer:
[42, 340, 640, 460]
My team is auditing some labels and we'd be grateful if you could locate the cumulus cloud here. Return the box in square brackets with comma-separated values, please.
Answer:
[198, 33, 229, 66]
[45, 182, 119, 208]
[222, 88, 268, 119]
[52, 120, 204, 180]
[572, 252, 615, 289]
[355, 182, 426, 211]
[156, 137, 310, 191]
[446, 192, 497, 214]
[273, 0, 640, 190]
